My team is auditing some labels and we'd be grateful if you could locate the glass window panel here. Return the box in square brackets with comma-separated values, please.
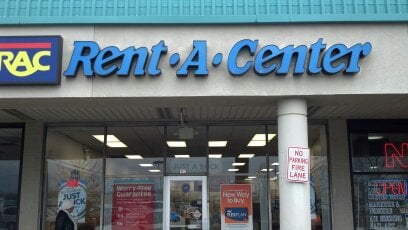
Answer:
[44, 127, 104, 230]
[0, 128, 22, 230]
[208, 125, 269, 230]
[351, 132, 408, 173]
[209, 175, 269, 230]
[268, 124, 331, 230]
[104, 126, 164, 229]
[209, 126, 268, 175]
[353, 174, 408, 229]
[166, 126, 207, 174]
[350, 121, 408, 230]
[106, 127, 164, 176]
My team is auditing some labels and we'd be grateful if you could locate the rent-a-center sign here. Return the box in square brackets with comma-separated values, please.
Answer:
[0, 36, 372, 84]
[63, 39, 372, 78]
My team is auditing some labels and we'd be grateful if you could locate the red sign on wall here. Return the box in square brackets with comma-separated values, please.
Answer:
[112, 183, 154, 230]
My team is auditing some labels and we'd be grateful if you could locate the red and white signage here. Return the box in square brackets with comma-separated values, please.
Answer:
[286, 147, 310, 183]
[112, 183, 154, 230]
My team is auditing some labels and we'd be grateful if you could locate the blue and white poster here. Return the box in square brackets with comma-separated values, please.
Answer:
[57, 169, 87, 223]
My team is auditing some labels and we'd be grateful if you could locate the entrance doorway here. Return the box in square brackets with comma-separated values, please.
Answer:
[164, 176, 208, 230]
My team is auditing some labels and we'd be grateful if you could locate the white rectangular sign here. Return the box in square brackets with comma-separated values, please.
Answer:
[286, 147, 310, 183]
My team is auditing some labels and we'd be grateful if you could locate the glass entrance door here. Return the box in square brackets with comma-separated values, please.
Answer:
[164, 176, 208, 230]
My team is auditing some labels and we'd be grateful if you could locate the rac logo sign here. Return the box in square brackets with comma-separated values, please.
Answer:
[0, 36, 62, 85]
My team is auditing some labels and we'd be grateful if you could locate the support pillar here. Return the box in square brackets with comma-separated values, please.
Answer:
[278, 98, 311, 230]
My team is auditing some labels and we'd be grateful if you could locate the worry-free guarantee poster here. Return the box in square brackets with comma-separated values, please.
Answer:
[112, 183, 154, 230]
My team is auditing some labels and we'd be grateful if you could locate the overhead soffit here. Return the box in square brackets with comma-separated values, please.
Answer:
[0, 95, 408, 122]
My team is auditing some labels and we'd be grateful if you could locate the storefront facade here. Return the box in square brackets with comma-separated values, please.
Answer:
[0, 1, 407, 230]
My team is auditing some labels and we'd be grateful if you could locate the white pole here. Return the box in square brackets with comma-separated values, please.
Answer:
[278, 98, 311, 230]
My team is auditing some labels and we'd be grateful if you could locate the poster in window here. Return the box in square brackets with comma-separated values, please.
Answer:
[220, 184, 253, 230]
[112, 183, 155, 230]
[367, 179, 408, 229]
[57, 169, 87, 223]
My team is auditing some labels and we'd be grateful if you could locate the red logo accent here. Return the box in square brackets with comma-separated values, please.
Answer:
[384, 143, 408, 169]
[66, 179, 79, 187]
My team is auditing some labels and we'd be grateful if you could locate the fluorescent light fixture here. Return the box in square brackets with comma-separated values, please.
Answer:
[370, 166, 378, 169]
[271, 162, 279, 166]
[261, 168, 274, 172]
[248, 176, 256, 179]
[247, 134, 276, 147]
[209, 154, 222, 158]
[238, 153, 255, 158]
[228, 168, 239, 172]
[139, 163, 154, 167]
[107, 142, 128, 148]
[93, 135, 120, 142]
[125, 155, 143, 159]
[92, 135, 127, 148]
[149, 169, 161, 173]
[244, 178, 252, 181]
[232, 162, 246, 166]
[174, 155, 190, 158]
[247, 141, 267, 147]
[167, 141, 187, 147]
[208, 141, 227, 147]
[368, 135, 384, 140]
[253, 134, 276, 141]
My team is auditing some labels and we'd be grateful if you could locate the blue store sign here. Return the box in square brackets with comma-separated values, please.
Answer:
[63, 38, 372, 78]
[0, 36, 62, 85]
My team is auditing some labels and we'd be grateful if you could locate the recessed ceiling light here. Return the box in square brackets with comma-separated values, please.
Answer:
[92, 135, 104, 142]
[167, 141, 187, 147]
[92, 135, 127, 148]
[93, 135, 120, 142]
[238, 153, 255, 158]
[209, 154, 222, 158]
[149, 169, 160, 173]
[125, 155, 143, 159]
[261, 168, 274, 172]
[106, 142, 127, 148]
[232, 162, 246, 166]
[139, 163, 154, 167]
[175, 155, 190, 158]
[248, 176, 256, 179]
[271, 162, 279, 166]
[247, 141, 267, 147]
[247, 134, 276, 146]
[253, 134, 276, 141]
[228, 168, 239, 172]
[208, 141, 227, 147]
[368, 135, 384, 140]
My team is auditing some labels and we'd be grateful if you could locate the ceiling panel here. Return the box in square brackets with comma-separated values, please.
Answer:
[0, 95, 407, 122]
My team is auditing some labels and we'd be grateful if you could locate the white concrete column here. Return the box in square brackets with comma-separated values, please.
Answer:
[278, 98, 311, 230]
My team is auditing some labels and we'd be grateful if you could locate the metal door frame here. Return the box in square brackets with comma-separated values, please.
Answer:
[163, 176, 208, 230]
